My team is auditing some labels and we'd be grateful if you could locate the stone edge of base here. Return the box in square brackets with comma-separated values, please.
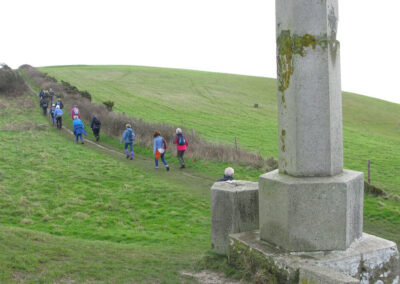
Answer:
[228, 230, 399, 284]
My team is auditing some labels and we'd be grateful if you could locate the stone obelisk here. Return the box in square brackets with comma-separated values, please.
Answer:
[259, 0, 364, 252]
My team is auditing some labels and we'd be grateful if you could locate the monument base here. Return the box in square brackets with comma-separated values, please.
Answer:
[259, 169, 364, 251]
[228, 230, 399, 283]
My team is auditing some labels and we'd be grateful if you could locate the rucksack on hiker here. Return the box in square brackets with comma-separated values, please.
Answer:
[178, 135, 186, 146]
[56, 113, 62, 118]
[94, 118, 101, 127]
[42, 101, 48, 108]
[162, 138, 167, 150]
[73, 108, 79, 115]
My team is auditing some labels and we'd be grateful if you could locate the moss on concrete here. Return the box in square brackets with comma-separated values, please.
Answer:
[228, 238, 299, 283]
[277, 30, 332, 102]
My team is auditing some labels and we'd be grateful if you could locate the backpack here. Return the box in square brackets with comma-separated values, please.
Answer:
[73, 108, 79, 115]
[162, 138, 167, 150]
[56, 112, 62, 118]
[178, 134, 186, 146]
[93, 118, 101, 127]
[126, 129, 133, 141]
[42, 100, 48, 108]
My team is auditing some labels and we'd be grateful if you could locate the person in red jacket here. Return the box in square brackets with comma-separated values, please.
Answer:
[173, 128, 188, 169]
[71, 105, 81, 119]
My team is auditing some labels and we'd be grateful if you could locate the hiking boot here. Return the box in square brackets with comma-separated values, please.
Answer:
[166, 166, 170, 171]
[96, 136, 99, 141]
[130, 157, 133, 160]
[180, 165, 185, 169]
[81, 142, 84, 144]
[126, 155, 129, 159]
[155, 166, 159, 169]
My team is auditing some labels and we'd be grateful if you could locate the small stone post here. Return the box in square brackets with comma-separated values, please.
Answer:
[211, 181, 258, 255]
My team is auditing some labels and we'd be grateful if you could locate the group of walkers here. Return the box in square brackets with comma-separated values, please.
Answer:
[38, 90, 101, 144]
[37, 89, 191, 171]
[39, 89, 64, 128]
[121, 124, 189, 171]
[37, 90, 234, 177]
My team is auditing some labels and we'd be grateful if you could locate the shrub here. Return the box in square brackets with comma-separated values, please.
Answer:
[364, 181, 386, 197]
[79, 90, 92, 101]
[0, 64, 27, 97]
[103, 100, 114, 111]
[265, 156, 278, 172]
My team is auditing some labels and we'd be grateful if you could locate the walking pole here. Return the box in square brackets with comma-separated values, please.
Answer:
[186, 149, 195, 165]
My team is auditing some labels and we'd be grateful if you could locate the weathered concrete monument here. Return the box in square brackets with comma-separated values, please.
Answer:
[211, 0, 399, 282]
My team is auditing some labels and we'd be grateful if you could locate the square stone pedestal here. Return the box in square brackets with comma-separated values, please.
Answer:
[228, 231, 399, 283]
[211, 180, 259, 255]
[259, 169, 364, 252]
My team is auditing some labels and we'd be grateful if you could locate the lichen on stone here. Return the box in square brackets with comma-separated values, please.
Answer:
[276, 30, 331, 99]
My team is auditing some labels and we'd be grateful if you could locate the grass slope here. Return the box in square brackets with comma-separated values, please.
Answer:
[0, 93, 213, 282]
[39, 65, 400, 196]
[1, 70, 399, 282]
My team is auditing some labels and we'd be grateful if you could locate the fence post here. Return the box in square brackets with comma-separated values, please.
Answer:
[368, 160, 371, 184]
[235, 137, 238, 152]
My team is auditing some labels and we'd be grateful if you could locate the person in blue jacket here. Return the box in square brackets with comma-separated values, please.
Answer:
[153, 131, 169, 171]
[121, 124, 135, 160]
[53, 105, 63, 129]
[73, 116, 87, 144]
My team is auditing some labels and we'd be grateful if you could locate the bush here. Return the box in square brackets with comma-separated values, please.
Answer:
[103, 100, 114, 111]
[265, 156, 278, 172]
[79, 90, 92, 101]
[0, 64, 27, 97]
[364, 181, 386, 197]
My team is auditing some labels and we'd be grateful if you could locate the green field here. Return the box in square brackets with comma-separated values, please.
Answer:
[39, 65, 400, 196]
[1, 66, 399, 282]
[0, 93, 215, 282]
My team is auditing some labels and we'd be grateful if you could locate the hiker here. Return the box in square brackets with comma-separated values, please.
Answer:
[120, 124, 135, 160]
[49, 88, 55, 105]
[90, 114, 101, 141]
[73, 116, 86, 144]
[217, 167, 234, 182]
[71, 105, 81, 119]
[43, 90, 49, 100]
[50, 103, 57, 126]
[55, 98, 64, 109]
[173, 128, 188, 169]
[54, 105, 63, 129]
[153, 131, 169, 171]
[40, 96, 49, 115]
[39, 89, 44, 99]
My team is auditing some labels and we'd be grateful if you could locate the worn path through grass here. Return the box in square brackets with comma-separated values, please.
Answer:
[0, 92, 217, 283]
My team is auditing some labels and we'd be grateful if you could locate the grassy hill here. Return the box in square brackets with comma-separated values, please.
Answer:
[0, 92, 215, 282]
[39, 65, 400, 196]
[1, 65, 398, 282]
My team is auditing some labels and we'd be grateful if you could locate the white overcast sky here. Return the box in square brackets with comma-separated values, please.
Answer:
[1, 0, 399, 104]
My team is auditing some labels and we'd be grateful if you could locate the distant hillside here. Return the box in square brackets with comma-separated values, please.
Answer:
[39, 65, 400, 196]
